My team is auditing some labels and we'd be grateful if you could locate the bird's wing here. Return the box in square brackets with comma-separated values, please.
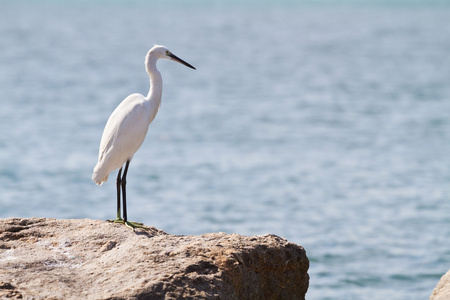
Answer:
[93, 94, 151, 183]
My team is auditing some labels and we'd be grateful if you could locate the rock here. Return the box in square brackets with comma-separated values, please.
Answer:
[0, 218, 309, 299]
[430, 269, 450, 300]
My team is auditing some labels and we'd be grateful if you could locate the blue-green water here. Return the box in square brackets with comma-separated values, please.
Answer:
[1, 1, 449, 299]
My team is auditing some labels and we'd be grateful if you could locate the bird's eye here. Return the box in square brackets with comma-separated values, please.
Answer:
[165, 50, 170, 55]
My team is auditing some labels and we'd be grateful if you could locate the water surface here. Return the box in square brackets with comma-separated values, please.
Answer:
[1, 1, 449, 299]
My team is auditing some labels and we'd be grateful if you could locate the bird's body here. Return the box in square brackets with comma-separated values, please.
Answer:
[92, 93, 159, 185]
[92, 45, 195, 230]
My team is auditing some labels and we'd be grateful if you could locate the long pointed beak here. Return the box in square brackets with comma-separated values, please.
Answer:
[168, 53, 196, 70]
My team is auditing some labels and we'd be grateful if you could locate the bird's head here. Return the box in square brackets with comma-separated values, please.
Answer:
[146, 45, 196, 70]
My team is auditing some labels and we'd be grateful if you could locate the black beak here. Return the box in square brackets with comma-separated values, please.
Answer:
[168, 53, 196, 70]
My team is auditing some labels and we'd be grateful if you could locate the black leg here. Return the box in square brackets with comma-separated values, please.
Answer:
[108, 160, 147, 231]
[116, 167, 123, 220]
[121, 160, 131, 222]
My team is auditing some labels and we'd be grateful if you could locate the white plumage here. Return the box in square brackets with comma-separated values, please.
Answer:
[92, 93, 158, 185]
[92, 45, 195, 229]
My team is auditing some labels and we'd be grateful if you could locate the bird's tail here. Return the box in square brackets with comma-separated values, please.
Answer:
[92, 163, 108, 185]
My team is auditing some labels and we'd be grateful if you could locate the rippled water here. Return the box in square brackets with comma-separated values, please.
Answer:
[1, 1, 449, 299]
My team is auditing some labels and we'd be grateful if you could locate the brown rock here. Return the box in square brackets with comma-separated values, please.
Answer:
[430, 269, 450, 300]
[0, 218, 309, 299]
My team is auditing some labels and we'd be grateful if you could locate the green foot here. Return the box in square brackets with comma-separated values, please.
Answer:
[107, 218, 149, 231]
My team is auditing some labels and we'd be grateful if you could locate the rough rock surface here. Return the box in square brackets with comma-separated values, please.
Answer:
[0, 218, 309, 299]
[430, 269, 450, 300]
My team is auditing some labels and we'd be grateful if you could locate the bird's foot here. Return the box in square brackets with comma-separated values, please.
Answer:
[124, 220, 149, 231]
[107, 218, 149, 232]
[107, 217, 124, 223]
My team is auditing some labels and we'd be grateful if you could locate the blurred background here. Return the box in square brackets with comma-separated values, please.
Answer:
[1, 0, 449, 299]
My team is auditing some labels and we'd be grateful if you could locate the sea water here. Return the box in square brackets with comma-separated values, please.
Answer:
[1, 1, 449, 299]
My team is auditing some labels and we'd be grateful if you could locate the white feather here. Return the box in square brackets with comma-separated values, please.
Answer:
[92, 45, 192, 185]
[92, 93, 160, 185]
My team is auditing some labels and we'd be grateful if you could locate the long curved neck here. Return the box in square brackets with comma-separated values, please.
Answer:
[145, 56, 163, 102]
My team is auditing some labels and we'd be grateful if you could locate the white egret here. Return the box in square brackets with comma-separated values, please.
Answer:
[92, 45, 196, 230]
